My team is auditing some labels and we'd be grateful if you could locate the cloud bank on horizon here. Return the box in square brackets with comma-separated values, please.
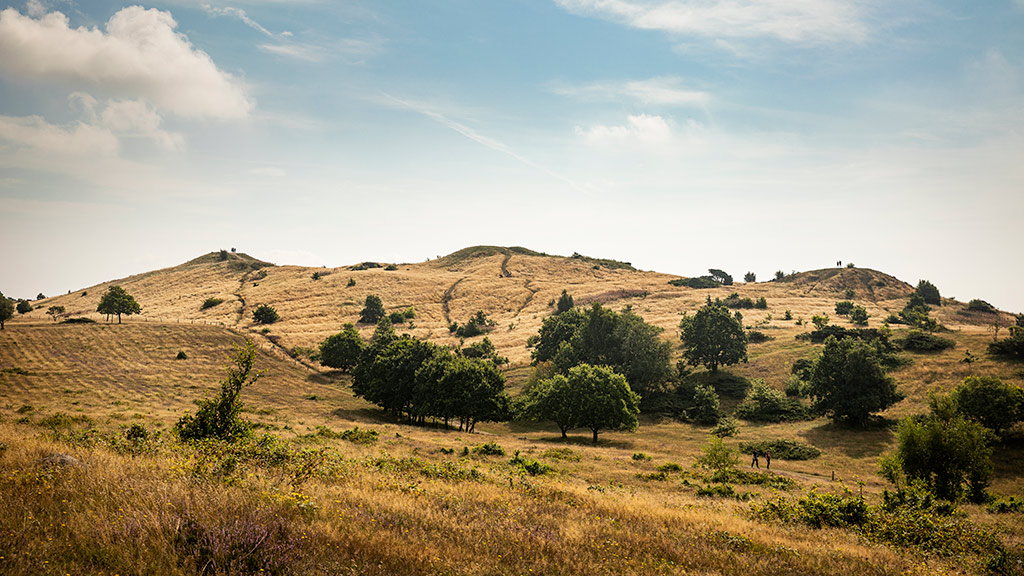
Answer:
[0, 0, 1021, 312]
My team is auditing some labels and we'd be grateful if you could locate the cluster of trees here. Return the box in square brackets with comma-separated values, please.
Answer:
[834, 300, 869, 326]
[449, 310, 496, 338]
[989, 324, 1024, 360]
[321, 319, 510, 432]
[529, 301, 673, 398]
[522, 364, 640, 443]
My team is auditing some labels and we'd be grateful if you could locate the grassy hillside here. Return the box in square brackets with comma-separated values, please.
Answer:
[3, 247, 1023, 574]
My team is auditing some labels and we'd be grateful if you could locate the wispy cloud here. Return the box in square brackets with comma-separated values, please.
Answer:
[554, 0, 872, 46]
[201, 4, 276, 37]
[554, 76, 711, 107]
[382, 94, 585, 191]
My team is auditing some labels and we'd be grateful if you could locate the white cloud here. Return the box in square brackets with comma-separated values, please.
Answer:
[100, 99, 184, 150]
[555, 76, 710, 107]
[0, 6, 252, 119]
[0, 114, 119, 157]
[577, 113, 674, 144]
[201, 4, 276, 37]
[25, 0, 45, 18]
[554, 0, 871, 45]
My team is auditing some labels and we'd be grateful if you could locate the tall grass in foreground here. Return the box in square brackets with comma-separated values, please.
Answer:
[1, 422, 1008, 576]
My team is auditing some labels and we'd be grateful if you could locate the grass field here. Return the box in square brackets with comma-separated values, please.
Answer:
[2, 247, 1023, 574]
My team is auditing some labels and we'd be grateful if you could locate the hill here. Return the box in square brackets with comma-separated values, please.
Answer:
[2, 247, 1023, 575]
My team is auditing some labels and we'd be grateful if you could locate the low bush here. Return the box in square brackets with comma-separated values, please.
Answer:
[669, 277, 720, 289]
[509, 451, 552, 476]
[632, 452, 651, 461]
[252, 304, 279, 325]
[176, 351, 188, 360]
[656, 462, 683, 472]
[835, 301, 855, 315]
[200, 297, 224, 310]
[472, 442, 505, 456]
[898, 330, 955, 353]
[967, 299, 997, 313]
[710, 417, 740, 437]
[746, 330, 773, 343]
[339, 426, 378, 445]
[989, 328, 1024, 360]
[697, 484, 748, 499]
[850, 306, 869, 326]
[61, 317, 96, 324]
[738, 439, 821, 460]
[734, 382, 812, 423]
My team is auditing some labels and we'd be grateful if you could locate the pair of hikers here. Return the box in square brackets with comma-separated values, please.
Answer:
[750, 449, 771, 469]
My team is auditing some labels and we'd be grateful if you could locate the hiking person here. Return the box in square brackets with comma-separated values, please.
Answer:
[765, 450, 771, 470]
[751, 450, 760, 468]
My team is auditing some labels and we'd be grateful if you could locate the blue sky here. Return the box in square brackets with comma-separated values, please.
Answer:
[1, 0, 1022, 312]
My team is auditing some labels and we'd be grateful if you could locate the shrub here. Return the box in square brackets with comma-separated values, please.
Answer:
[783, 309, 792, 320]
[734, 382, 812, 423]
[744, 272, 756, 283]
[845, 287, 855, 299]
[898, 330, 955, 353]
[15, 300, 31, 314]
[746, 330, 773, 343]
[950, 376, 1023, 435]
[252, 304, 278, 324]
[811, 314, 829, 330]
[690, 384, 721, 425]
[669, 277, 720, 289]
[338, 426, 378, 445]
[632, 452, 651, 461]
[754, 297, 767, 309]
[472, 442, 505, 456]
[849, 306, 869, 326]
[835, 301, 855, 315]
[385, 264, 399, 271]
[697, 484, 743, 499]
[774, 270, 785, 281]
[739, 439, 821, 460]
[346, 277, 356, 287]
[176, 340, 263, 442]
[176, 351, 188, 360]
[710, 417, 740, 437]
[966, 299, 997, 313]
[451, 310, 496, 338]
[61, 317, 96, 324]
[989, 327, 1024, 360]
[509, 451, 552, 475]
[656, 462, 683, 472]
[388, 311, 406, 324]
[695, 437, 738, 474]
[200, 297, 224, 310]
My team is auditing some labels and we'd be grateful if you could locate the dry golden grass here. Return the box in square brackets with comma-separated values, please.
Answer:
[4, 248, 1023, 574]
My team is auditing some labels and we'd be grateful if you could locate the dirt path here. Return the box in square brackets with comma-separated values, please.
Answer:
[515, 280, 540, 318]
[441, 278, 464, 325]
[499, 250, 512, 278]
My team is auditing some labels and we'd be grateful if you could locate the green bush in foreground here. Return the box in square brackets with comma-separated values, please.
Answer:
[176, 339, 263, 442]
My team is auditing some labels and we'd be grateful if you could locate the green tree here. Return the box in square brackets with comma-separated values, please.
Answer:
[690, 384, 721, 425]
[850, 306, 869, 326]
[915, 280, 941, 306]
[708, 268, 733, 286]
[525, 364, 640, 443]
[46, 305, 65, 322]
[175, 339, 263, 441]
[252, 303, 278, 324]
[900, 293, 938, 331]
[319, 323, 365, 372]
[425, 355, 509, 433]
[680, 299, 748, 374]
[359, 294, 385, 324]
[532, 303, 672, 398]
[16, 300, 32, 314]
[96, 285, 141, 324]
[887, 396, 993, 502]
[811, 314, 830, 330]
[744, 271, 756, 283]
[950, 375, 1023, 436]
[555, 289, 575, 314]
[808, 336, 902, 427]
[0, 293, 13, 329]
[695, 437, 739, 474]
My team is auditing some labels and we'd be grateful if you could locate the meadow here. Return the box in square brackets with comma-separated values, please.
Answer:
[2, 247, 1022, 574]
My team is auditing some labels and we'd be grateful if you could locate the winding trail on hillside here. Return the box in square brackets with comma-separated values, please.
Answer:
[515, 281, 540, 318]
[233, 272, 251, 327]
[499, 250, 512, 278]
[441, 278, 464, 324]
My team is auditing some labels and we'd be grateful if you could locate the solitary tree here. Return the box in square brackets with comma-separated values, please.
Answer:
[16, 300, 32, 314]
[0, 293, 13, 329]
[96, 285, 141, 324]
[744, 272, 756, 283]
[808, 336, 902, 427]
[915, 280, 942, 306]
[708, 269, 733, 286]
[555, 289, 575, 314]
[46, 305, 65, 322]
[319, 323, 365, 372]
[252, 304, 279, 324]
[680, 299, 748, 373]
[359, 294, 385, 324]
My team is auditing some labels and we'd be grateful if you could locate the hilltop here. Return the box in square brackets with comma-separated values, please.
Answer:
[17, 246, 1012, 368]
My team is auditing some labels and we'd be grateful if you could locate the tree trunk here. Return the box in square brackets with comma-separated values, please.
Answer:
[592, 429, 599, 444]
[561, 428, 567, 439]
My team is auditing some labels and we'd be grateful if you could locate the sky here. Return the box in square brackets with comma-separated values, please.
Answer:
[1, 0, 1022, 312]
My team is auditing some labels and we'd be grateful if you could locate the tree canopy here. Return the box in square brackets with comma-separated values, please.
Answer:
[679, 298, 748, 374]
[808, 336, 902, 427]
[319, 323, 365, 372]
[950, 375, 1023, 436]
[96, 285, 141, 324]
[915, 280, 941, 306]
[555, 289, 575, 314]
[252, 304, 279, 324]
[0, 293, 13, 330]
[524, 363, 640, 443]
[531, 303, 672, 397]
[16, 300, 32, 314]
[359, 294, 385, 324]
[708, 269, 733, 286]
